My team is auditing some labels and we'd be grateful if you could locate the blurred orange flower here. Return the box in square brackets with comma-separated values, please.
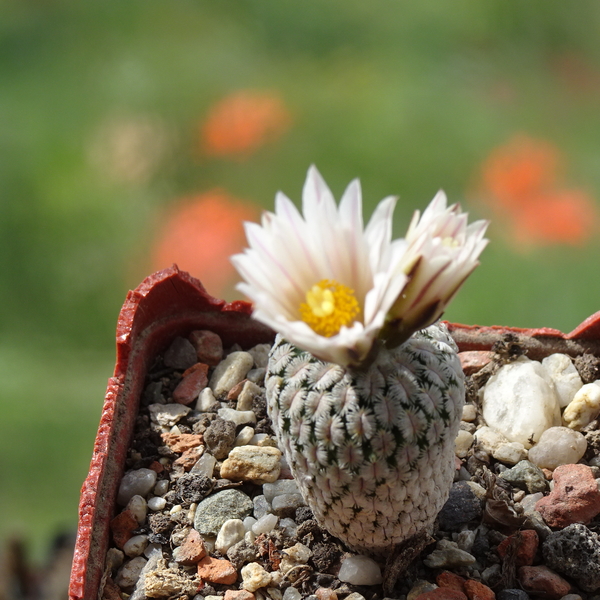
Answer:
[201, 90, 292, 158]
[477, 135, 597, 248]
[152, 190, 259, 299]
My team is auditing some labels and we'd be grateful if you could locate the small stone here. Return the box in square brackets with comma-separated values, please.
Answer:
[216, 519, 246, 554]
[455, 430, 474, 458]
[474, 426, 510, 455]
[203, 418, 237, 459]
[519, 565, 571, 599]
[115, 556, 147, 591]
[462, 404, 477, 422]
[436, 570, 466, 592]
[459, 351, 494, 375]
[542, 354, 583, 408]
[496, 590, 529, 600]
[248, 343, 271, 369]
[283, 588, 303, 600]
[111, 510, 139, 549]
[126, 495, 148, 525]
[164, 337, 197, 370]
[520, 492, 544, 516]
[237, 381, 262, 411]
[481, 357, 561, 448]
[527, 427, 587, 470]
[456, 530, 477, 553]
[414, 590, 467, 600]
[227, 380, 246, 401]
[499, 460, 547, 494]
[175, 473, 214, 504]
[235, 426, 256, 447]
[197, 556, 237, 585]
[464, 580, 495, 600]
[253, 495, 272, 520]
[493, 442, 527, 465]
[497, 530, 539, 566]
[345, 594, 366, 600]
[423, 540, 476, 569]
[338, 555, 383, 585]
[153, 480, 169, 496]
[161, 432, 204, 453]
[408, 580, 438, 600]
[315, 588, 338, 600]
[227, 539, 259, 569]
[123, 534, 149, 558]
[195, 387, 219, 412]
[563, 382, 600, 430]
[209, 351, 254, 398]
[189, 330, 223, 366]
[247, 368, 266, 384]
[481, 564, 502, 588]
[172, 364, 209, 405]
[263, 479, 300, 502]
[218, 408, 257, 426]
[542, 524, 600, 592]
[536, 464, 600, 527]
[437, 482, 483, 531]
[191, 452, 217, 478]
[173, 528, 207, 565]
[224, 590, 256, 600]
[272, 493, 306, 517]
[220, 445, 282, 484]
[241, 562, 272, 592]
[194, 489, 254, 537]
[252, 513, 278, 535]
[117, 468, 158, 506]
[174, 446, 204, 471]
[148, 403, 190, 427]
[147, 497, 166, 512]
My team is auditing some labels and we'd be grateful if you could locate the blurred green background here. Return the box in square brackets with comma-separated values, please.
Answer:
[3, 0, 600, 564]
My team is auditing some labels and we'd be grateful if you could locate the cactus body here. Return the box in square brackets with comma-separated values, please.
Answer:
[265, 322, 464, 554]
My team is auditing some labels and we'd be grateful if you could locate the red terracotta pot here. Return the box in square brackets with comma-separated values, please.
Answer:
[68, 266, 600, 600]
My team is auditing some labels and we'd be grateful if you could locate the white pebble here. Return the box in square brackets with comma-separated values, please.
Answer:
[249, 343, 271, 369]
[263, 479, 300, 503]
[170, 504, 183, 515]
[241, 562, 272, 592]
[245, 530, 256, 544]
[243, 516, 257, 532]
[462, 404, 477, 422]
[147, 496, 167, 511]
[563, 382, 600, 430]
[215, 519, 246, 554]
[520, 492, 544, 516]
[252, 513, 278, 535]
[542, 353, 583, 408]
[279, 517, 298, 538]
[117, 468, 157, 506]
[454, 430, 474, 458]
[237, 381, 262, 411]
[527, 426, 587, 470]
[250, 433, 269, 445]
[195, 387, 217, 412]
[123, 534, 148, 558]
[191, 453, 217, 477]
[481, 357, 561, 448]
[235, 426, 256, 447]
[125, 495, 147, 525]
[115, 556, 147, 590]
[209, 351, 254, 397]
[148, 403, 190, 427]
[474, 426, 509, 455]
[338, 555, 383, 586]
[492, 441, 528, 465]
[267, 588, 283, 600]
[218, 408, 257, 426]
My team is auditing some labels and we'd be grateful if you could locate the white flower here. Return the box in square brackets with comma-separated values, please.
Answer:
[385, 190, 489, 345]
[232, 165, 408, 366]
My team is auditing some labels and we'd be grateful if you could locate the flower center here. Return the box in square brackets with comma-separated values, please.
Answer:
[299, 279, 360, 337]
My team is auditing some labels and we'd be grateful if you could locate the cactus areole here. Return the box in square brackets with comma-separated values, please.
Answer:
[232, 166, 489, 554]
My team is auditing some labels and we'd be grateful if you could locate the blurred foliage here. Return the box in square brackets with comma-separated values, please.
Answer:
[3, 0, 600, 559]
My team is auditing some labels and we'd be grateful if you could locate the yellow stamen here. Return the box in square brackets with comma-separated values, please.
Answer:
[442, 236, 460, 248]
[299, 279, 360, 337]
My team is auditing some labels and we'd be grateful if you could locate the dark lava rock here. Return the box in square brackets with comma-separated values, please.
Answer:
[203, 418, 237, 459]
[295, 506, 314, 523]
[437, 481, 483, 531]
[148, 512, 174, 535]
[164, 336, 198, 370]
[542, 523, 600, 592]
[175, 473, 214, 505]
[497, 589, 530, 600]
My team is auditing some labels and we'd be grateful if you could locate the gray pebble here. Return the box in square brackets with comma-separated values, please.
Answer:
[203, 418, 237, 459]
[194, 489, 253, 537]
[253, 495, 272, 520]
[499, 460, 547, 494]
[423, 544, 476, 568]
[115, 556, 147, 591]
[543, 523, 600, 592]
[247, 368, 266, 385]
[271, 493, 306, 518]
[497, 590, 530, 600]
[263, 479, 299, 503]
[117, 469, 157, 506]
[227, 539, 258, 569]
[248, 344, 271, 369]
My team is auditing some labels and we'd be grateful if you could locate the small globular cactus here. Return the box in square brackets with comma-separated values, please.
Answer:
[232, 166, 487, 554]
